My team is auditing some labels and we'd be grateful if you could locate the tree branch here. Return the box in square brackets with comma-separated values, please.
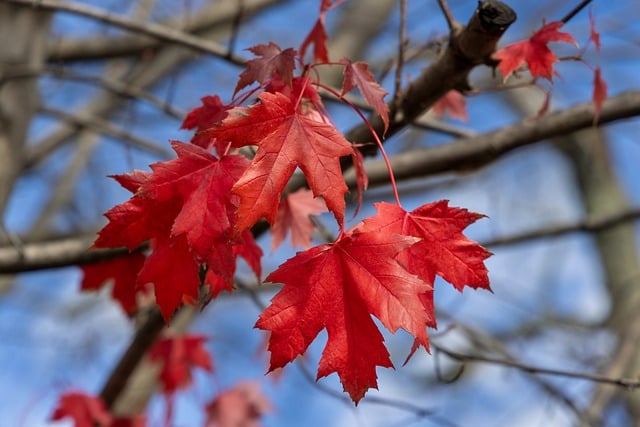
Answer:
[4, 0, 244, 64]
[344, 91, 640, 189]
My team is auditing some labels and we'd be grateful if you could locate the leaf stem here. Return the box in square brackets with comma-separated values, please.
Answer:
[316, 82, 402, 207]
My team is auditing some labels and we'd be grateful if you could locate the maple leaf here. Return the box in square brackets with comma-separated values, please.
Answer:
[149, 334, 214, 394]
[300, 0, 332, 64]
[136, 236, 201, 321]
[271, 188, 328, 250]
[360, 201, 491, 293]
[593, 67, 607, 123]
[139, 141, 249, 260]
[494, 21, 578, 81]
[50, 391, 112, 427]
[340, 58, 390, 131]
[432, 90, 468, 122]
[204, 382, 271, 427]
[235, 42, 297, 94]
[181, 95, 230, 148]
[80, 253, 146, 315]
[211, 91, 353, 230]
[112, 416, 147, 427]
[256, 231, 431, 403]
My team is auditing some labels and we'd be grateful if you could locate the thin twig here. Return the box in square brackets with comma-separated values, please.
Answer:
[38, 106, 172, 159]
[437, 0, 456, 32]
[391, 0, 407, 116]
[560, 0, 593, 24]
[433, 343, 640, 389]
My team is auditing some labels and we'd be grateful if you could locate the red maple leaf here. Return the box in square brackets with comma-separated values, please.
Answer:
[211, 91, 353, 230]
[235, 42, 297, 94]
[360, 201, 491, 292]
[340, 58, 390, 131]
[181, 95, 230, 148]
[139, 142, 249, 261]
[204, 382, 271, 427]
[593, 67, 607, 123]
[271, 188, 327, 250]
[255, 230, 431, 403]
[80, 253, 146, 315]
[300, 0, 333, 64]
[136, 236, 201, 321]
[432, 90, 469, 122]
[494, 21, 578, 81]
[112, 416, 147, 427]
[149, 334, 214, 394]
[50, 391, 112, 427]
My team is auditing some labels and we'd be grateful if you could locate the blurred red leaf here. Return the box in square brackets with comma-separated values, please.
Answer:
[271, 189, 327, 250]
[149, 334, 214, 394]
[432, 90, 468, 122]
[204, 382, 271, 427]
[50, 391, 112, 427]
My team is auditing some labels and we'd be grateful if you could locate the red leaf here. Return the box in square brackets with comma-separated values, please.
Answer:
[80, 253, 146, 315]
[589, 9, 601, 53]
[211, 91, 353, 230]
[112, 416, 147, 427]
[204, 382, 271, 427]
[149, 334, 214, 394]
[300, 12, 329, 64]
[140, 142, 249, 261]
[361, 201, 491, 293]
[593, 67, 607, 123]
[136, 236, 201, 321]
[256, 231, 431, 403]
[494, 21, 578, 81]
[271, 188, 327, 250]
[235, 42, 297, 94]
[181, 95, 230, 148]
[340, 58, 390, 132]
[432, 90, 468, 122]
[50, 391, 112, 427]
[350, 147, 368, 215]
[93, 174, 179, 251]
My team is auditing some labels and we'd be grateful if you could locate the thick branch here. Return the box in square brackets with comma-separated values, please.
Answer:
[345, 91, 640, 188]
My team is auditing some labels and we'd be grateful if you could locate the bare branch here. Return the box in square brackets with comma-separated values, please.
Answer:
[46, 0, 284, 62]
[39, 106, 172, 159]
[437, 0, 456, 32]
[433, 343, 640, 389]
[4, 0, 245, 64]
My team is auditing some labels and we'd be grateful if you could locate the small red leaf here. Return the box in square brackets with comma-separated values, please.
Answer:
[235, 42, 297, 94]
[271, 189, 328, 250]
[494, 21, 578, 81]
[204, 382, 271, 427]
[50, 391, 112, 427]
[432, 90, 468, 122]
[80, 253, 146, 315]
[340, 58, 390, 131]
[149, 334, 214, 394]
[300, 18, 329, 64]
[589, 9, 601, 53]
[181, 95, 230, 148]
[593, 67, 607, 123]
